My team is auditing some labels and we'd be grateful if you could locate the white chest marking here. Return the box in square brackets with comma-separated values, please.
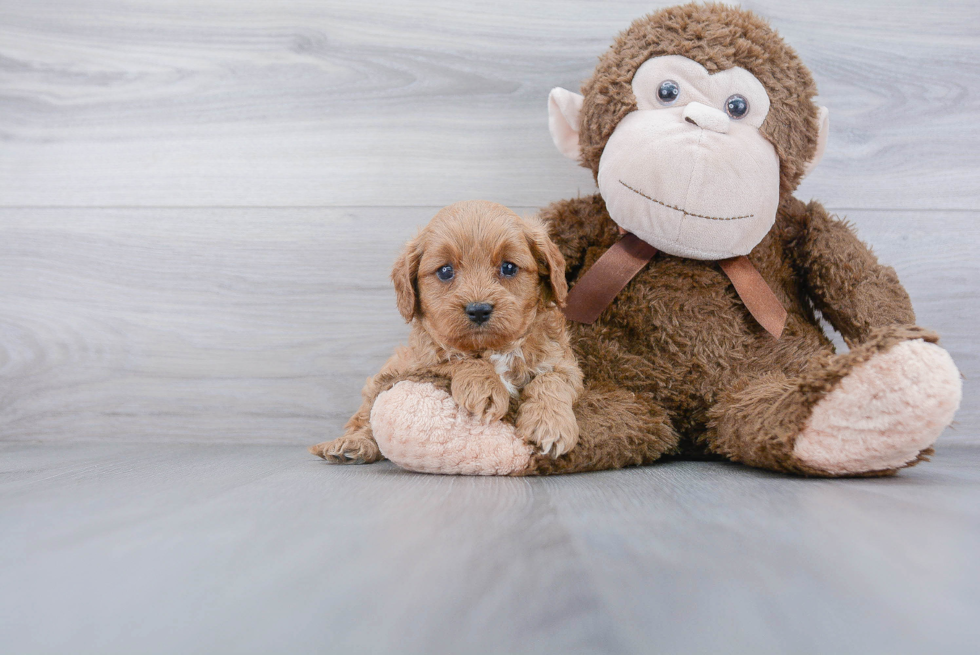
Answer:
[489, 349, 524, 397]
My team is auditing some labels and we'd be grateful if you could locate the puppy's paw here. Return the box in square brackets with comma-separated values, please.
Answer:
[309, 431, 383, 465]
[485, 379, 512, 422]
[516, 400, 579, 457]
[452, 374, 511, 422]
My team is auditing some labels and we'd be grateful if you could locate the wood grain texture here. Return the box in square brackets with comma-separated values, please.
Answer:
[1, 4, 977, 653]
[2, 442, 979, 654]
[1, 0, 978, 208]
[0, 207, 421, 443]
[0, 207, 975, 444]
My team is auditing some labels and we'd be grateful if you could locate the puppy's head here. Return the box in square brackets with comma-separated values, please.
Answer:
[392, 200, 566, 353]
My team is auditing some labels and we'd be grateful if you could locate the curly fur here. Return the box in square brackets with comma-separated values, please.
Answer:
[507, 4, 955, 477]
[353, 4, 961, 478]
[528, 191, 940, 476]
[311, 201, 585, 464]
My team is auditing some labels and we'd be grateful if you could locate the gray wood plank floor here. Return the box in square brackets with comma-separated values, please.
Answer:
[2, 442, 980, 654]
[1, 1, 978, 653]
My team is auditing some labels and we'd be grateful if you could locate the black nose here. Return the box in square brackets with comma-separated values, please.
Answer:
[465, 302, 494, 325]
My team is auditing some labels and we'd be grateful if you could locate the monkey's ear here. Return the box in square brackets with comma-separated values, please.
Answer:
[803, 106, 830, 178]
[524, 217, 568, 307]
[548, 87, 584, 160]
[391, 235, 424, 322]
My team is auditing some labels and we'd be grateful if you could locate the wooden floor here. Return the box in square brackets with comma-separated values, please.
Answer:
[3, 442, 980, 654]
[1, 1, 978, 652]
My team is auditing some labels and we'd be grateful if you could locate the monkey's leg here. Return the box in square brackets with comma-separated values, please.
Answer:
[706, 326, 961, 477]
[371, 324, 681, 475]
[515, 322, 680, 474]
[371, 380, 678, 476]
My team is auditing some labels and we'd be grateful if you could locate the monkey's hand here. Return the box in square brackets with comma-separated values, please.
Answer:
[516, 399, 579, 457]
[450, 359, 511, 423]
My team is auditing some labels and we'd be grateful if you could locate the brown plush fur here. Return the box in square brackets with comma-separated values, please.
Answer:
[310, 200, 584, 463]
[518, 4, 932, 477]
[525, 193, 924, 477]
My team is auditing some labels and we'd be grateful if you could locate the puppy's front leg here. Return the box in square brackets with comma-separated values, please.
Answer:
[310, 408, 383, 465]
[448, 358, 512, 422]
[310, 354, 408, 464]
[517, 359, 584, 457]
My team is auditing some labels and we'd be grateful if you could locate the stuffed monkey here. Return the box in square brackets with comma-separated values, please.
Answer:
[351, 4, 962, 476]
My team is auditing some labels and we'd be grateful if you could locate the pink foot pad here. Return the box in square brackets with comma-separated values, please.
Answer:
[794, 340, 962, 475]
[371, 381, 534, 475]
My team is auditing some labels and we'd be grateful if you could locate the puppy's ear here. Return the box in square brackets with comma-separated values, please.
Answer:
[391, 233, 424, 322]
[524, 217, 568, 307]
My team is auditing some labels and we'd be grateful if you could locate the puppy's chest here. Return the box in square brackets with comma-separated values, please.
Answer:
[487, 349, 548, 397]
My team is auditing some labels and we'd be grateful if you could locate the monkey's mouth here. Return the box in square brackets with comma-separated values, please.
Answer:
[619, 180, 753, 222]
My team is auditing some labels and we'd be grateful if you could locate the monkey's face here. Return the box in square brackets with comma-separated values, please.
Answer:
[596, 55, 780, 260]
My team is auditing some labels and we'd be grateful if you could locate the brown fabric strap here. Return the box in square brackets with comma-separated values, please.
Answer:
[562, 233, 658, 324]
[563, 236, 787, 339]
[718, 256, 787, 339]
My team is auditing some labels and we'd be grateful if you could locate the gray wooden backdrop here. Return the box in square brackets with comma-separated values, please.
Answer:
[3, 3, 980, 654]
[1, 0, 977, 442]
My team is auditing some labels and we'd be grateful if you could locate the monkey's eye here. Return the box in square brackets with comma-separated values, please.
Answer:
[657, 80, 680, 105]
[436, 264, 455, 281]
[499, 261, 519, 278]
[725, 94, 749, 119]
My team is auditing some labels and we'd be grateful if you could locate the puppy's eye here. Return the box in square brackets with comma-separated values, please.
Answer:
[499, 261, 518, 278]
[657, 80, 680, 105]
[436, 264, 454, 281]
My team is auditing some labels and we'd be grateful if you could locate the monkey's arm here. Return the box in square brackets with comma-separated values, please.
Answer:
[785, 198, 915, 345]
[539, 194, 619, 279]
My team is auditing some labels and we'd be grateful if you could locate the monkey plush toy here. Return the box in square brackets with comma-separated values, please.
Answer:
[358, 3, 963, 477]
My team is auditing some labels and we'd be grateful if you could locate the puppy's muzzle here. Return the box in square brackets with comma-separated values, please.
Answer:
[465, 302, 494, 326]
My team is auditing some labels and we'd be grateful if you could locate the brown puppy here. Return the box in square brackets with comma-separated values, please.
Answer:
[310, 200, 584, 464]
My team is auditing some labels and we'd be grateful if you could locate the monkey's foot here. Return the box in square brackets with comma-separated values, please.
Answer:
[793, 340, 962, 475]
[371, 381, 533, 475]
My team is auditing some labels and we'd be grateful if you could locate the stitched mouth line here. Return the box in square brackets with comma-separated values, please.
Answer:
[619, 180, 753, 221]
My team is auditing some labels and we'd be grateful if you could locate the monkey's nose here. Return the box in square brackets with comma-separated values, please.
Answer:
[682, 102, 730, 134]
[465, 302, 494, 325]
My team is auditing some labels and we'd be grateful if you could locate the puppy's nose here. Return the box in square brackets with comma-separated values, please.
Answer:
[465, 302, 494, 325]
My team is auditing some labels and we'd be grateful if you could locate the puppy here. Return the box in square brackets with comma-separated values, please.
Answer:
[310, 200, 584, 464]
